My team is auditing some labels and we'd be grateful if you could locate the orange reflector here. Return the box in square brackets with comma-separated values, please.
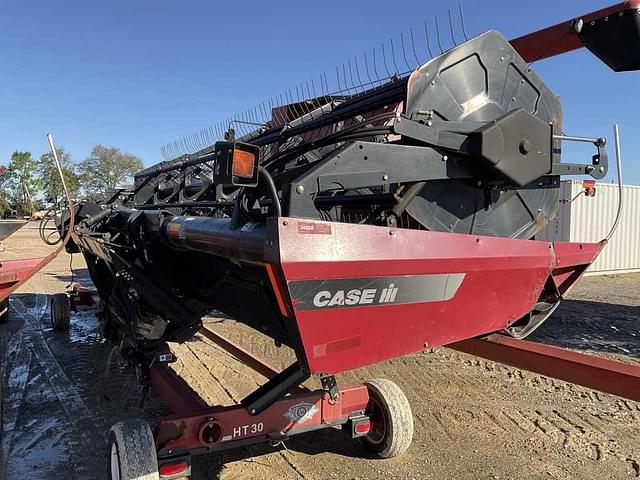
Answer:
[232, 148, 256, 179]
[159, 460, 189, 477]
[265, 263, 290, 317]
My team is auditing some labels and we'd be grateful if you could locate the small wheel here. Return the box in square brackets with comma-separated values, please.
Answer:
[360, 378, 414, 458]
[0, 299, 8, 324]
[50, 293, 70, 331]
[108, 419, 159, 480]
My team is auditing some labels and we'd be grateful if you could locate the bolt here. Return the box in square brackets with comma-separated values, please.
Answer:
[599, 166, 605, 173]
[296, 185, 305, 194]
[382, 174, 389, 181]
[389, 230, 395, 236]
[430, 80, 436, 86]
[442, 155, 448, 162]
[427, 120, 433, 127]
[500, 56, 505, 61]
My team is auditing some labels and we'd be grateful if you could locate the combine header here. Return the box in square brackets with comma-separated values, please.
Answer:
[54, 2, 639, 478]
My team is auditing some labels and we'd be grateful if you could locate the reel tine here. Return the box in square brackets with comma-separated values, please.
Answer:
[400, 32, 412, 71]
[354, 55, 364, 93]
[335, 65, 343, 95]
[410, 28, 421, 68]
[270, 96, 281, 126]
[347, 59, 356, 93]
[259, 102, 268, 126]
[297, 83, 310, 116]
[459, 3, 469, 41]
[277, 93, 288, 124]
[424, 20, 434, 58]
[381, 42, 391, 79]
[161, 10, 475, 161]
[373, 46, 382, 85]
[284, 90, 295, 122]
[435, 16, 444, 54]
[363, 51, 374, 88]
[390, 37, 400, 76]
[448, 9, 457, 46]
[341, 63, 350, 95]
[292, 87, 301, 118]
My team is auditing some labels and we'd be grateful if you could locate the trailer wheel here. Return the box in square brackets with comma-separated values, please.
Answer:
[50, 293, 70, 331]
[0, 299, 8, 324]
[108, 419, 159, 480]
[360, 378, 414, 458]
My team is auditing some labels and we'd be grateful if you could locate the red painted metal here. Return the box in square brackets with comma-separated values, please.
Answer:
[275, 218, 603, 375]
[511, 1, 639, 63]
[0, 257, 51, 301]
[450, 335, 640, 403]
[152, 363, 369, 453]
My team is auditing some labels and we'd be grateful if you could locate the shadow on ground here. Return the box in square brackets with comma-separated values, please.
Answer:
[530, 299, 640, 357]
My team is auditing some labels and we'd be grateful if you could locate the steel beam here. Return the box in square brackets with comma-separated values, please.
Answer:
[450, 335, 640, 403]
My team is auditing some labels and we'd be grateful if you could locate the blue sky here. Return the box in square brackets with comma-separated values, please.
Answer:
[0, 1, 638, 182]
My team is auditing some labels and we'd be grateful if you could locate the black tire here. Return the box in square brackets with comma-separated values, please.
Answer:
[360, 378, 414, 458]
[0, 299, 8, 324]
[50, 293, 70, 331]
[108, 419, 159, 480]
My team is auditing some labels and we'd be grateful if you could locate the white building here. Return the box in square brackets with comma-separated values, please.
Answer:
[536, 181, 640, 276]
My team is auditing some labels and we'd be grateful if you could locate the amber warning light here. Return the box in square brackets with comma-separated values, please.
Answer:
[212, 141, 259, 187]
[233, 148, 256, 179]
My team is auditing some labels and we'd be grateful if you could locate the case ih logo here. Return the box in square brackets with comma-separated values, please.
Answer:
[284, 402, 319, 424]
[289, 274, 465, 311]
[313, 283, 399, 308]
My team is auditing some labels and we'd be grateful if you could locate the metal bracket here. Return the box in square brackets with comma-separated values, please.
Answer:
[551, 134, 608, 179]
[320, 375, 340, 402]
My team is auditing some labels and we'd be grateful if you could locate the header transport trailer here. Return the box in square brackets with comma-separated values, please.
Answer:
[52, 2, 640, 479]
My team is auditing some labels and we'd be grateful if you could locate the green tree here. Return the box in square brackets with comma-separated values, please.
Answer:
[0, 166, 11, 217]
[4, 151, 41, 215]
[39, 147, 79, 205]
[78, 145, 143, 195]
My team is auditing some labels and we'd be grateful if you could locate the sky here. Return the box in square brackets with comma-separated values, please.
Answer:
[0, 0, 638, 182]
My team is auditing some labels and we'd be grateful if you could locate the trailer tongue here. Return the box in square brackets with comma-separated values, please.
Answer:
[55, 2, 640, 478]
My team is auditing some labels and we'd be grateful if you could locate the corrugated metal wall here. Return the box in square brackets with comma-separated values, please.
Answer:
[537, 181, 640, 275]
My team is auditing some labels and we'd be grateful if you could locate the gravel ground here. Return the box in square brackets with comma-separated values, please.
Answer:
[0, 223, 639, 479]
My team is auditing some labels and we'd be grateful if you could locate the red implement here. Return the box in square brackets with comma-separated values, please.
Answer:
[273, 219, 602, 375]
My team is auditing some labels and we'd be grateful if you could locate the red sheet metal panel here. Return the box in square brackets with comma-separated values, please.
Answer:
[450, 335, 640, 403]
[0, 257, 51, 301]
[275, 218, 601, 375]
[511, 1, 639, 63]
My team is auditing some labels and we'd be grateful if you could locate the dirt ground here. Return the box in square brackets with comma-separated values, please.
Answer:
[1, 222, 640, 480]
